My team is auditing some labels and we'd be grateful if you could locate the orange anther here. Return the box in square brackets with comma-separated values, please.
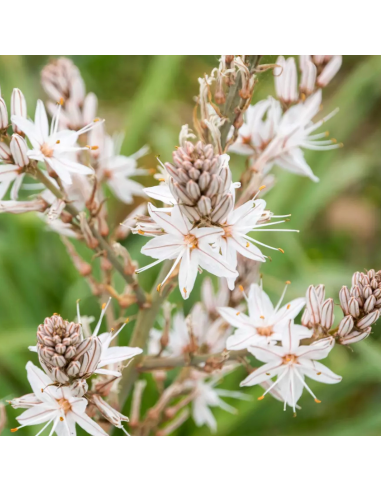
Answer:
[314, 398, 321, 404]
[258, 395, 265, 401]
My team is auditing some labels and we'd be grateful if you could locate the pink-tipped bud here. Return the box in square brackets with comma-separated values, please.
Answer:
[306, 285, 321, 325]
[339, 286, 350, 315]
[0, 97, 8, 130]
[11, 88, 27, 134]
[348, 297, 360, 318]
[321, 298, 334, 329]
[357, 310, 380, 329]
[10, 134, 29, 167]
[317, 55, 342, 87]
[338, 315, 354, 337]
[364, 295, 376, 314]
[340, 327, 372, 345]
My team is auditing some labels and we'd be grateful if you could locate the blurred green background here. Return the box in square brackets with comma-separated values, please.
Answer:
[1, 55, 381, 436]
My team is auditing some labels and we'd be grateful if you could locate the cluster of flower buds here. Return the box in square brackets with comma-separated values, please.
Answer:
[338, 269, 381, 344]
[165, 140, 233, 224]
[41, 57, 97, 130]
[37, 314, 100, 393]
[301, 284, 335, 333]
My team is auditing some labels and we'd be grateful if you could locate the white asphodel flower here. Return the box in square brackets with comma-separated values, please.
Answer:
[136, 204, 238, 299]
[230, 90, 340, 181]
[11, 100, 102, 184]
[218, 281, 308, 349]
[97, 133, 149, 204]
[188, 371, 251, 433]
[9, 362, 108, 436]
[219, 197, 298, 289]
[240, 323, 342, 412]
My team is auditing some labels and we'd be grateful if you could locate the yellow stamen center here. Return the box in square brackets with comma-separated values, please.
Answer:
[58, 398, 72, 414]
[40, 143, 54, 158]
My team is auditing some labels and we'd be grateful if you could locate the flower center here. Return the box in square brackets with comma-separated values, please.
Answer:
[40, 142, 54, 158]
[184, 234, 198, 249]
[222, 225, 233, 239]
[58, 398, 72, 414]
[283, 354, 297, 365]
[256, 326, 273, 337]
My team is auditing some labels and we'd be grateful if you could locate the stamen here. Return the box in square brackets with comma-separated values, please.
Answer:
[278, 248, 285, 253]
[257, 395, 265, 401]
[314, 399, 321, 404]
[60, 416, 64, 421]
[236, 312, 240, 316]
[93, 297, 112, 336]
[157, 283, 161, 292]
[11, 428, 18, 432]
[56, 140, 60, 144]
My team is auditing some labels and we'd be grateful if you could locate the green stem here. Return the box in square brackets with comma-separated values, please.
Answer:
[119, 260, 173, 403]
[31, 166, 147, 306]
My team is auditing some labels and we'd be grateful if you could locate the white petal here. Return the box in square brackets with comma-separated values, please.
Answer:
[17, 404, 58, 426]
[141, 234, 185, 260]
[144, 184, 176, 204]
[35, 100, 49, 143]
[298, 359, 342, 384]
[25, 361, 58, 405]
[70, 409, 109, 436]
[98, 346, 143, 367]
[240, 360, 283, 387]
[295, 337, 335, 360]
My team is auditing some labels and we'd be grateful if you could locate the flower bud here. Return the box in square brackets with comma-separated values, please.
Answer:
[78, 336, 102, 377]
[364, 295, 376, 314]
[70, 379, 88, 397]
[66, 360, 81, 376]
[10, 134, 29, 167]
[317, 56, 342, 87]
[11, 88, 27, 134]
[340, 327, 372, 345]
[339, 286, 350, 315]
[348, 297, 360, 318]
[315, 284, 325, 304]
[321, 298, 334, 329]
[363, 285, 373, 299]
[357, 310, 380, 329]
[338, 315, 354, 337]
[306, 285, 321, 325]
[352, 272, 361, 286]
[0, 97, 8, 130]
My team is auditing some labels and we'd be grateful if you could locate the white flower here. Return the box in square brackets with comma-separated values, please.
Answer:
[10, 362, 108, 436]
[230, 91, 340, 181]
[240, 324, 342, 412]
[218, 197, 298, 289]
[137, 203, 238, 299]
[97, 133, 149, 204]
[152, 309, 231, 357]
[11, 99, 101, 184]
[219, 281, 307, 349]
[189, 372, 251, 433]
